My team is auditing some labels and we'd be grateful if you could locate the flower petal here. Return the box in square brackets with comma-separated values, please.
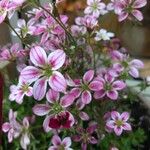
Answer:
[20, 66, 41, 83]
[107, 90, 118, 100]
[48, 50, 66, 70]
[52, 135, 61, 146]
[129, 59, 144, 68]
[122, 123, 132, 131]
[33, 77, 47, 100]
[120, 112, 129, 121]
[118, 12, 128, 22]
[60, 93, 75, 107]
[2, 122, 11, 132]
[46, 89, 60, 103]
[49, 71, 67, 92]
[132, 10, 143, 21]
[111, 111, 120, 120]
[83, 70, 94, 83]
[106, 120, 115, 129]
[94, 90, 105, 99]
[89, 81, 103, 91]
[81, 90, 92, 104]
[114, 126, 123, 136]
[112, 81, 126, 90]
[79, 111, 89, 121]
[32, 104, 50, 116]
[129, 67, 139, 78]
[30, 46, 47, 67]
[133, 0, 147, 8]
[62, 137, 71, 147]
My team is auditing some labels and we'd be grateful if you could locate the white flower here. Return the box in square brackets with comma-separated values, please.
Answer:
[95, 29, 114, 41]
[84, 0, 106, 17]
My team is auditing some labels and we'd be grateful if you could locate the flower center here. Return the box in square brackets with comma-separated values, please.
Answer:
[43, 65, 53, 77]
[81, 84, 89, 91]
[58, 145, 65, 150]
[21, 84, 29, 92]
[115, 120, 123, 127]
[92, 2, 98, 10]
[104, 83, 112, 91]
[52, 102, 63, 114]
[122, 61, 129, 68]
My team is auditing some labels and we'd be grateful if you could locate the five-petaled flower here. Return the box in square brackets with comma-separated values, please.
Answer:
[106, 111, 132, 136]
[48, 135, 73, 150]
[20, 46, 67, 100]
[115, 0, 147, 21]
[69, 70, 103, 104]
[33, 89, 75, 132]
[73, 123, 98, 150]
[94, 73, 126, 100]
[84, 0, 106, 17]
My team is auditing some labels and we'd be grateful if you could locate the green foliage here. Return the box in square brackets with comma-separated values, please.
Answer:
[100, 128, 147, 150]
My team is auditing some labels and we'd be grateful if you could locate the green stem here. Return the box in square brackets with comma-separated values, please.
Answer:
[35, 2, 77, 46]
[5, 21, 30, 49]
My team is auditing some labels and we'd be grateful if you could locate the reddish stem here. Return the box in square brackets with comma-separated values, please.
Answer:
[0, 73, 4, 145]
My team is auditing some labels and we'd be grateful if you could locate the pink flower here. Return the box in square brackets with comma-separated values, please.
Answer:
[0, 0, 9, 24]
[106, 111, 132, 136]
[70, 70, 103, 104]
[13, 19, 36, 38]
[20, 117, 30, 150]
[32, 89, 75, 131]
[73, 123, 98, 150]
[110, 51, 144, 78]
[2, 109, 22, 143]
[94, 73, 126, 100]
[20, 46, 67, 100]
[48, 135, 72, 150]
[35, 15, 68, 43]
[0, 43, 25, 61]
[49, 111, 74, 129]
[84, 0, 107, 17]
[9, 80, 33, 104]
[115, 0, 147, 21]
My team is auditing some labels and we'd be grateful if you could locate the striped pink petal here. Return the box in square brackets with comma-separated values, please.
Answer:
[83, 70, 94, 83]
[20, 66, 42, 83]
[32, 104, 50, 116]
[30, 46, 47, 67]
[33, 77, 48, 100]
[48, 50, 66, 70]
[132, 10, 143, 21]
[49, 71, 67, 92]
[46, 89, 60, 103]
[81, 90, 92, 104]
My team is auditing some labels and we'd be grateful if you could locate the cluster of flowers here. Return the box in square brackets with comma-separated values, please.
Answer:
[0, 0, 147, 149]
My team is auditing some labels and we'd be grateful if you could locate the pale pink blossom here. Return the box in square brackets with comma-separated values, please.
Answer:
[110, 51, 144, 78]
[35, 15, 68, 43]
[20, 46, 67, 100]
[69, 70, 103, 104]
[106, 111, 132, 136]
[48, 135, 73, 150]
[94, 73, 126, 100]
[73, 123, 98, 150]
[13, 19, 36, 38]
[115, 0, 147, 21]
[2, 109, 22, 143]
[20, 117, 30, 150]
[84, 0, 107, 17]
[0, 43, 25, 61]
[9, 80, 33, 104]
